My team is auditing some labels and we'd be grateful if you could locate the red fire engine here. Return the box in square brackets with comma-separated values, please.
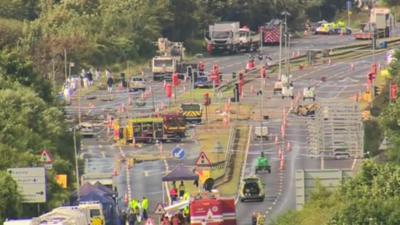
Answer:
[260, 19, 282, 45]
[190, 195, 236, 225]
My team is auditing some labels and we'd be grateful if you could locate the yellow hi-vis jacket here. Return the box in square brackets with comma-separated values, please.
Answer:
[129, 200, 139, 212]
[183, 192, 190, 201]
[141, 198, 149, 210]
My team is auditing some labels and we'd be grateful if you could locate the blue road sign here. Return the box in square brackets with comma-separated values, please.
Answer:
[172, 147, 185, 160]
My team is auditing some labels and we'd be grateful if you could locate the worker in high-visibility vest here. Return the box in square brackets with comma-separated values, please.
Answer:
[183, 191, 190, 201]
[129, 199, 139, 213]
[141, 196, 149, 220]
[183, 206, 190, 224]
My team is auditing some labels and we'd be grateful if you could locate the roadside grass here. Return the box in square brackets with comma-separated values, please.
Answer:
[178, 87, 232, 102]
[172, 105, 252, 197]
[217, 125, 249, 196]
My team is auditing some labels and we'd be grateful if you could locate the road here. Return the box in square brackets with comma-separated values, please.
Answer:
[235, 50, 388, 224]
[200, 34, 356, 75]
[69, 33, 373, 222]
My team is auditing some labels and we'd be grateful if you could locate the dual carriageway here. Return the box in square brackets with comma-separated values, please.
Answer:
[66, 33, 394, 224]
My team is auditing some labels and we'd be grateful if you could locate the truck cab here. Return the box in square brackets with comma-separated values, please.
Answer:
[180, 103, 202, 123]
[152, 56, 176, 81]
[78, 202, 105, 225]
[206, 22, 240, 54]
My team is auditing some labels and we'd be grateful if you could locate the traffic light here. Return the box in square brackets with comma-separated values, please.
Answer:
[233, 83, 240, 102]
[119, 127, 124, 139]
[374, 86, 380, 96]
[187, 66, 193, 79]
[193, 71, 198, 82]
[203, 93, 211, 106]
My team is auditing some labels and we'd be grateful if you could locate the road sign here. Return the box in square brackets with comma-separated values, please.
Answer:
[7, 167, 46, 203]
[195, 152, 212, 167]
[145, 219, 155, 225]
[154, 203, 166, 215]
[55, 174, 67, 189]
[40, 150, 53, 163]
[172, 146, 185, 160]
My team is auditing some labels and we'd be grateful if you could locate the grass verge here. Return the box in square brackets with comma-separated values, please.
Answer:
[217, 125, 249, 196]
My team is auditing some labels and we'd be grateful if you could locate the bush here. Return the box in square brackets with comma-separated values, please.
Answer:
[364, 120, 384, 156]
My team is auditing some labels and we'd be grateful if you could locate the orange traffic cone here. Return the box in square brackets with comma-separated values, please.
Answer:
[124, 193, 129, 204]
[286, 142, 291, 152]
[350, 63, 355, 71]
[280, 153, 285, 170]
[328, 58, 332, 65]
[128, 95, 133, 105]
[274, 135, 279, 144]
[281, 125, 285, 139]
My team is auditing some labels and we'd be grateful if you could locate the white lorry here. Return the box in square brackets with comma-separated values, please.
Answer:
[205, 22, 240, 54]
[152, 38, 185, 81]
[206, 22, 260, 55]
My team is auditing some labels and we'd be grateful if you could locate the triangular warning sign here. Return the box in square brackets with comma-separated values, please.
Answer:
[40, 150, 53, 163]
[206, 209, 213, 220]
[145, 219, 154, 225]
[195, 152, 211, 167]
[154, 203, 166, 215]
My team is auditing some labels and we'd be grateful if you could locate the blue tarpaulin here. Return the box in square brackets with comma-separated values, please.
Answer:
[72, 183, 120, 225]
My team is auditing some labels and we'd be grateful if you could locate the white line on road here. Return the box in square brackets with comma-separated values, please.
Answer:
[351, 159, 358, 170]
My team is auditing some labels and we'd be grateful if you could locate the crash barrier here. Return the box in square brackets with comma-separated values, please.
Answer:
[215, 126, 239, 186]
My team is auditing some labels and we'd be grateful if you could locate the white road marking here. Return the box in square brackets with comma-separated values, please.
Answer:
[351, 159, 358, 170]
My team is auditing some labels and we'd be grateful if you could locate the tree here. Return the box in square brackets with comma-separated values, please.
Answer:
[0, 0, 39, 20]
[0, 171, 22, 223]
[0, 51, 53, 102]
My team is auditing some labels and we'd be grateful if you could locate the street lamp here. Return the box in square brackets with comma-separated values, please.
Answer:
[281, 11, 290, 35]
[73, 127, 80, 202]
[280, 10, 291, 79]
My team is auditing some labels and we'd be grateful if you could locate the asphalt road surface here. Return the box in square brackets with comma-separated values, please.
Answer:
[68, 33, 380, 223]
[235, 50, 388, 225]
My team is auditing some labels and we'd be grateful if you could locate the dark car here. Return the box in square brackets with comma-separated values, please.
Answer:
[194, 76, 213, 88]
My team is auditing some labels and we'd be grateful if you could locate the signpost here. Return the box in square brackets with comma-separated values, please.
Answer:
[40, 150, 53, 170]
[154, 203, 166, 215]
[347, 0, 352, 27]
[195, 152, 212, 167]
[172, 146, 185, 160]
[7, 167, 46, 203]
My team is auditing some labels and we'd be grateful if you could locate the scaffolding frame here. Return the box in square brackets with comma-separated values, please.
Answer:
[307, 99, 364, 158]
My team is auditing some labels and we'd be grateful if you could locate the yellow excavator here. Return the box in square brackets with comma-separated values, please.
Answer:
[291, 103, 320, 116]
